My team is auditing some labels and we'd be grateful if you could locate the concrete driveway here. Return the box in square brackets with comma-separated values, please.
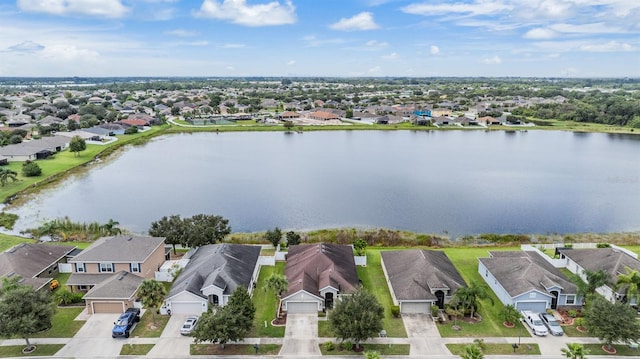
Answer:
[402, 313, 448, 356]
[146, 314, 194, 358]
[279, 314, 321, 356]
[55, 313, 125, 358]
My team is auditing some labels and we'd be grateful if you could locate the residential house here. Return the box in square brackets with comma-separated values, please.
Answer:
[479, 250, 581, 312]
[0, 135, 70, 161]
[381, 250, 466, 314]
[308, 111, 340, 121]
[0, 243, 75, 290]
[164, 244, 261, 314]
[557, 247, 640, 305]
[66, 235, 166, 314]
[281, 243, 359, 314]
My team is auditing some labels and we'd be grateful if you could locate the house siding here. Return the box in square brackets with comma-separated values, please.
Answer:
[282, 290, 323, 312]
[478, 261, 515, 306]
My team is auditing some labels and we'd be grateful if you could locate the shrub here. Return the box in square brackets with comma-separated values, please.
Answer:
[391, 305, 400, 318]
[55, 289, 84, 305]
[568, 309, 578, 318]
[574, 317, 585, 328]
[431, 305, 440, 318]
[22, 161, 42, 177]
[0, 212, 18, 230]
[364, 351, 381, 359]
[124, 125, 139, 134]
[473, 338, 487, 351]
[324, 341, 334, 351]
[596, 243, 611, 248]
[341, 341, 353, 351]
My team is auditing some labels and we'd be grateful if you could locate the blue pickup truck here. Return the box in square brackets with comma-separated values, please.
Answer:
[112, 308, 140, 338]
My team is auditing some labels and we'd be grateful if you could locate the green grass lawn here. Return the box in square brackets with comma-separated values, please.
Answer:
[119, 344, 155, 355]
[249, 262, 286, 337]
[447, 343, 541, 355]
[130, 313, 170, 338]
[0, 344, 64, 357]
[583, 343, 640, 356]
[562, 325, 592, 337]
[32, 306, 84, 338]
[191, 343, 281, 355]
[320, 342, 410, 355]
[0, 233, 33, 251]
[318, 320, 333, 337]
[358, 249, 407, 338]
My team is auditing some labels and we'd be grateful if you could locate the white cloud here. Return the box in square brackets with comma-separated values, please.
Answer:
[381, 52, 398, 60]
[364, 40, 389, 49]
[17, 0, 129, 18]
[549, 22, 626, 34]
[329, 12, 379, 31]
[287, 60, 296, 65]
[41, 44, 100, 62]
[149, 8, 175, 20]
[196, 0, 296, 26]
[6, 40, 45, 53]
[579, 41, 634, 52]
[165, 29, 198, 37]
[523, 28, 557, 39]
[221, 43, 246, 48]
[482, 55, 502, 64]
[402, 1, 513, 17]
[429, 45, 440, 55]
[368, 65, 382, 74]
[302, 35, 349, 47]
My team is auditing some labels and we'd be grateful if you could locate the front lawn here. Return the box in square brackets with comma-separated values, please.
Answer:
[583, 344, 640, 356]
[447, 343, 541, 355]
[320, 342, 410, 355]
[32, 306, 84, 338]
[357, 249, 407, 337]
[191, 343, 281, 355]
[249, 262, 286, 337]
[130, 313, 170, 338]
[120, 344, 155, 355]
[0, 344, 64, 357]
[562, 325, 592, 337]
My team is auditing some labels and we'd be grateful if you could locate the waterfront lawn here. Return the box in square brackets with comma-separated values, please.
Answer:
[447, 343, 541, 355]
[0, 344, 64, 357]
[32, 306, 85, 338]
[0, 233, 33, 251]
[249, 261, 286, 337]
[120, 344, 155, 356]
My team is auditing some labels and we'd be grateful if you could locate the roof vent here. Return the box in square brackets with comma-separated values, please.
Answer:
[118, 272, 128, 280]
[127, 237, 133, 241]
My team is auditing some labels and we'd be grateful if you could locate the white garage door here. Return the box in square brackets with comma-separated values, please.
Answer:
[170, 302, 205, 315]
[516, 301, 547, 313]
[401, 302, 431, 314]
[287, 302, 318, 314]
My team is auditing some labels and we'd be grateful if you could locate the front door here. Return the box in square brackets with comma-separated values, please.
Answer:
[550, 291, 558, 309]
[435, 290, 445, 309]
[325, 293, 334, 309]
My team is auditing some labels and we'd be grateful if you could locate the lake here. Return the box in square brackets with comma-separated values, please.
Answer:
[8, 130, 640, 238]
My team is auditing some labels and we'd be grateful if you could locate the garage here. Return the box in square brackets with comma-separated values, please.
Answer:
[169, 301, 206, 315]
[400, 301, 431, 314]
[89, 301, 126, 314]
[286, 302, 318, 314]
[516, 301, 548, 313]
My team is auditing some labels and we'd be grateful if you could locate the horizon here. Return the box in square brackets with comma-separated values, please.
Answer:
[1, 0, 639, 78]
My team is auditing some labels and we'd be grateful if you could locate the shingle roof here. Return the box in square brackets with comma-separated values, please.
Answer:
[69, 235, 165, 263]
[284, 244, 359, 298]
[83, 271, 143, 300]
[381, 250, 466, 301]
[479, 251, 577, 298]
[167, 244, 261, 299]
[0, 243, 75, 280]
[67, 273, 114, 286]
[558, 248, 640, 284]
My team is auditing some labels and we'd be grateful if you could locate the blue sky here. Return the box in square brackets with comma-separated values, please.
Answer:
[0, 0, 639, 77]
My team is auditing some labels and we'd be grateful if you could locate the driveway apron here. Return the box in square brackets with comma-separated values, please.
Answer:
[147, 314, 193, 358]
[55, 314, 124, 358]
[279, 314, 321, 356]
[402, 314, 448, 356]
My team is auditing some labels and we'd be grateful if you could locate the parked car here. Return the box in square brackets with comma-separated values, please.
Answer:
[112, 308, 141, 338]
[539, 313, 564, 336]
[180, 316, 199, 336]
[521, 310, 548, 336]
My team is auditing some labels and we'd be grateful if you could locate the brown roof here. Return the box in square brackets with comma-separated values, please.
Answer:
[284, 244, 358, 298]
[309, 111, 340, 120]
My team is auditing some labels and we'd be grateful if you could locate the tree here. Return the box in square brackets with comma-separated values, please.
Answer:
[265, 274, 288, 318]
[561, 343, 589, 359]
[616, 267, 640, 304]
[184, 214, 231, 248]
[461, 344, 484, 359]
[583, 296, 640, 351]
[137, 279, 167, 327]
[69, 135, 86, 157]
[329, 288, 384, 350]
[571, 269, 610, 305]
[193, 287, 255, 349]
[22, 161, 42, 177]
[286, 231, 301, 246]
[0, 281, 56, 350]
[452, 282, 494, 319]
[501, 304, 521, 326]
[353, 238, 367, 256]
[0, 168, 18, 187]
[101, 219, 122, 236]
[264, 227, 282, 248]
[149, 215, 187, 254]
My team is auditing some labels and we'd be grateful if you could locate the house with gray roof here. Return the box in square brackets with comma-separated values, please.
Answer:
[557, 247, 640, 304]
[83, 271, 144, 314]
[381, 250, 466, 314]
[0, 243, 75, 290]
[0, 135, 70, 161]
[479, 250, 581, 313]
[164, 243, 261, 314]
[281, 243, 359, 314]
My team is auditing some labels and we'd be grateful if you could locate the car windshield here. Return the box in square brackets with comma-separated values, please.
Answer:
[182, 324, 192, 329]
[115, 319, 128, 326]
[548, 320, 560, 326]
[533, 319, 543, 325]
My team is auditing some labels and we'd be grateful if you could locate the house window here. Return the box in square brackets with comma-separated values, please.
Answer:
[77, 285, 88, 291]
[485, 270, 488, 277]
[566, 295, 576, 305]
[529, 292, 536, 298]
[99, 263, 114, 273]
[76, 263, 86, 273]
[130, 263, 140, 273]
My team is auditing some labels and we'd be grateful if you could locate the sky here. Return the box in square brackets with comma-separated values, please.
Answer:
[0, 0, 639, 78]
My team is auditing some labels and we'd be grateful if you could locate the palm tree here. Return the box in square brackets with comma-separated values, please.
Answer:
[571, 269, 610, 306]
[561, 343, 589, 359]
[137, 279, 167, 327]
[0, 168, 18, 187]
[461, 344, 484, 359]
[101, 219, 122, 236]
[616, 267, 640, 304]
[454, 283, 494, 319]
[264, 274, 288, 319]
[501, 304, 522, 326]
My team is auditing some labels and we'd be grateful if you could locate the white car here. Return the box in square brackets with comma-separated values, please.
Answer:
[539, 313, 564, 336]
[180, 316, 199, 336]
[521, 310, 548, 336]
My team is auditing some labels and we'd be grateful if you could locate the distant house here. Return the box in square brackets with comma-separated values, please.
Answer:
[381, 250, 466, 314]
[281, 243, 359, 314]
[164, 244, 261, 314]
[0, 243, 75, 290]
[308, 111, 340, 121]
[278, 111, 300, 119]
[433, 116, 452, 126]
[557, 247, 640, 305]
[479, 250, 581, 312]
[0, 135, 71, 161]
[477, 116, 502, 126]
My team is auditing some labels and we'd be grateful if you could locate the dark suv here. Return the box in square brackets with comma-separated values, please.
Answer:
[112, 308, 140, 338]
